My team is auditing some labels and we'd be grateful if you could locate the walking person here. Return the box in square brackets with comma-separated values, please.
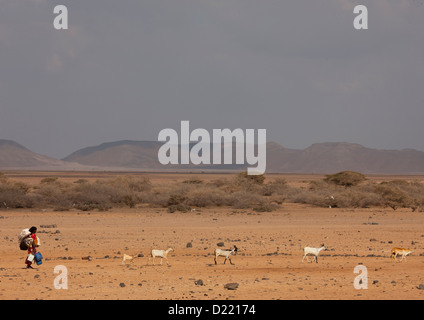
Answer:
[24, 226, 38, 269]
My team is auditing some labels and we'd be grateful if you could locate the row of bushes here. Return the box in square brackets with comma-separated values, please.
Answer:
[0, 171, 423, 212]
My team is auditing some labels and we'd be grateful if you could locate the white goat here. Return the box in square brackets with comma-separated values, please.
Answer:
[149, 247, 173, 265]
[214, 245, 238, 265]
[122, 254, 136, 265]
[302, 244, 325, 263]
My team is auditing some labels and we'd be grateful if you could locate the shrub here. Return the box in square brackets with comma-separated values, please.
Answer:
[227, 191, 264, 209]
[324, 171, 366, 187]
[167, 194, 187, 207]
[252, 199, 279, 212]
[40, 177, 59, 184]
[0, 172, 7, 182]
[74, 179, 89, 184]
[167, 204, 191, 213]
[182, 177, 203, 184]
[0, 182, 34, 208]
[374, 183, 414, 211]
[186, 187, 229, 207]
[236, 172, 266, 185]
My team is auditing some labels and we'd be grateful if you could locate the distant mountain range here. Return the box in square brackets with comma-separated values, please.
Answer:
[1, 139, 424, 174]
[0, 139, 85, 170]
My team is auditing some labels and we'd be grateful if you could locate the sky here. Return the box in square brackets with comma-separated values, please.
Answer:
[1, 0, 423, 159]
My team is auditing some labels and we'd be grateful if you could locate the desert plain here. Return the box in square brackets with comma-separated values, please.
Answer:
[0, 171, 423, 300]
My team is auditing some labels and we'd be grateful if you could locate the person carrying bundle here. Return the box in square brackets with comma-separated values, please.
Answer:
[18, 226, 39, 269]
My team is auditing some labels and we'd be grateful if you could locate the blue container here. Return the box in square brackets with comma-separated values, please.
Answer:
[34, 252, 43, 265]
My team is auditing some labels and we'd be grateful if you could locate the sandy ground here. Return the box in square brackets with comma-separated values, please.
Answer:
[0, 173, 423, 300]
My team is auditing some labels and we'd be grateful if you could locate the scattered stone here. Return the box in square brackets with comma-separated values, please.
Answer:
[217, 242, 225, 247]
[417, 284, 424, 290]
[186, 242, 193, 248]
[40, 224, 57, 228]
[194, 279, 203, 286]
[119, 283, 125, 288]
[224, 283, 239, 290]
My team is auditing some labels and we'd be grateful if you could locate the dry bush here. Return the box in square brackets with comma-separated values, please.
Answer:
[252, 199, 279, 212]
[264, 178, 287, 194]
[230, 172, 266, 194]
[4, 172, 423, 212]
[167, 193, 188, 207]
[74, 179, 89, 184]
[101, 176, 152, 193]
[0, 181, 34, 209]
[236, 172, 266, 185]
[40, 177, 59, 184]
[207, 178, 230, 188]
[182, 177, 203, 184]
[373, 181, 423, 211]
[33, 181, 73, 210]
[226, 191, 266, 210]
[324, 171, 366, 187]
[186, 187, 231, 207]
[34, 177, 147, 211]
[289, 179, 383, 209]
[69, 183, 113, 211]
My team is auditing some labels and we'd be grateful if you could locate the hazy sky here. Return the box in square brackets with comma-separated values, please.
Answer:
[1, 0, 423, 159]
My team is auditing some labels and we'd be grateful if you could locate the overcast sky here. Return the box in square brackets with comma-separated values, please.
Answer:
[1, 0, 423, 159]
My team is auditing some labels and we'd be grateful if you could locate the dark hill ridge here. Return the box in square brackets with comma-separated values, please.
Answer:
[1, 139, 424, 174]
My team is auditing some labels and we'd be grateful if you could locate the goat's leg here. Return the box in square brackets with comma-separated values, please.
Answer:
[229, 258, 234, 265]
[214, 256, 217, 265]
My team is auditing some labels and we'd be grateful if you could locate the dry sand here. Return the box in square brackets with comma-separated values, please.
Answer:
[0, 172, 423, 300]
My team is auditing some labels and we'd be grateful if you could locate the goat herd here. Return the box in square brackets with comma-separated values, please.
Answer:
[122, 244, 414, 266]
